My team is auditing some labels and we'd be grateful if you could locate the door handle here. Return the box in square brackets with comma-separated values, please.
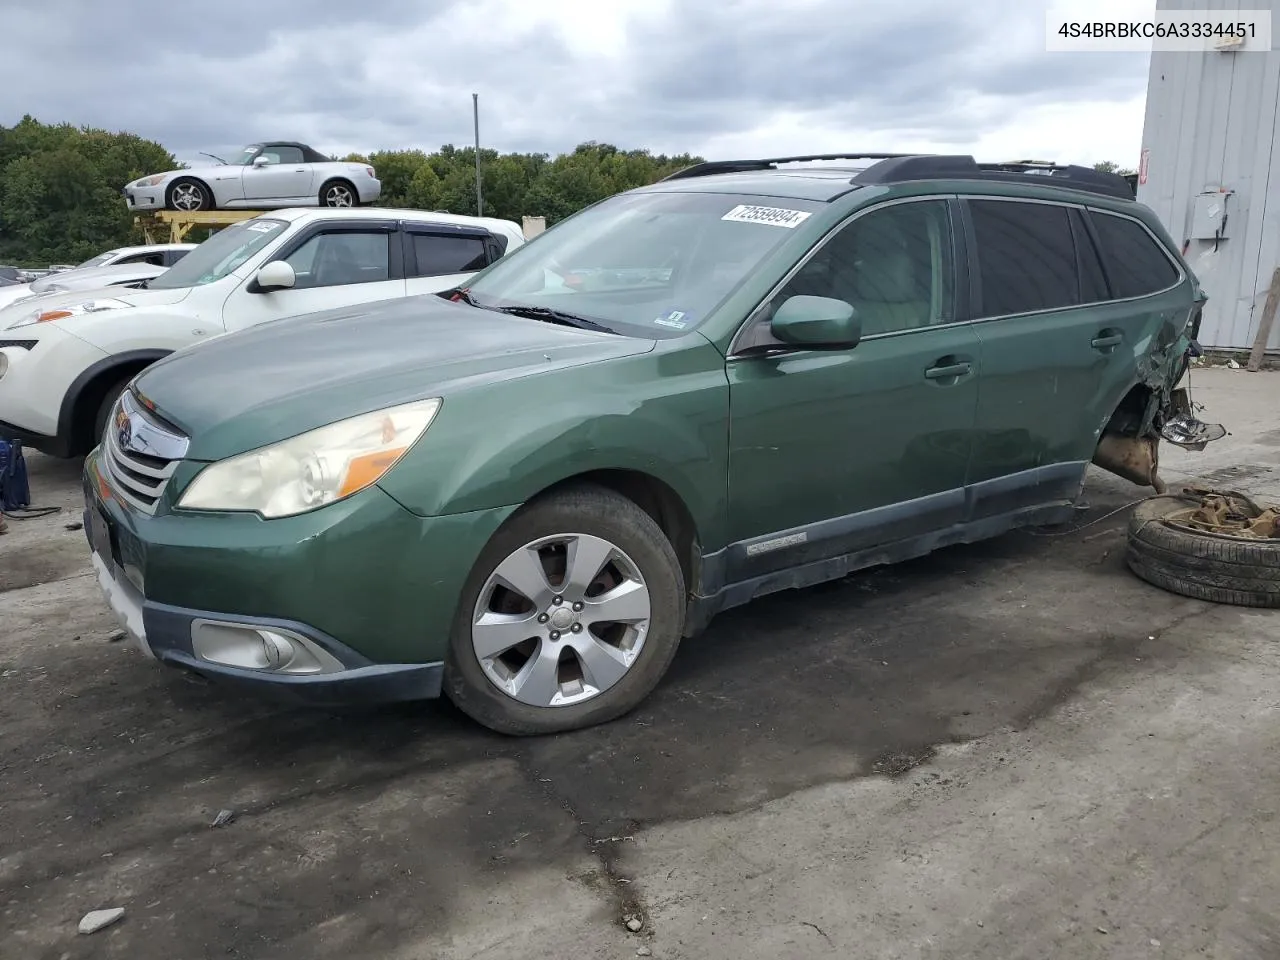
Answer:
[1091, 333, 1123, 350]
[924, 361, 972, 380]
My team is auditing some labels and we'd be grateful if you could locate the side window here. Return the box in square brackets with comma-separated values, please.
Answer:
[1089, 211, 1180, 299]
[281, 231, 390, 289]
[776, 199, 954, 338]
[410, 232, 491, 277]
[115, 252, 162, 266]
[271, 146, 304, 165]
[969, 200, 1080, 317]
[166, 250, 191, 265]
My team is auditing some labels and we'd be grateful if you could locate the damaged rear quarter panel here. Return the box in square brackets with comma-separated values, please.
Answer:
[1087, 203, 1200, 448]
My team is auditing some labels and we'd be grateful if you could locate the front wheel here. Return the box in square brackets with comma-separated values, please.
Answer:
[444, 484, 687, 735]
[167, 178, 212, 212]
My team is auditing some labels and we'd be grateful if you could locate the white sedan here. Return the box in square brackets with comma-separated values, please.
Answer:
[122, 142, 381, 213]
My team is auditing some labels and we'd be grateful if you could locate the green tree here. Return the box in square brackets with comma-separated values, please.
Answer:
[0, 117, 704, 263]
[0, 116, 174, 264]
[1093, 160, 1138, 177]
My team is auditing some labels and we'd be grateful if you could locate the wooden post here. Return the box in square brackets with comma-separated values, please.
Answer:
[1247, 265, 1280, 372]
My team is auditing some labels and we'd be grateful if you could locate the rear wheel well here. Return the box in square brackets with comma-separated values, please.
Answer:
[68, 359, 157, 456]
[1101, 383, 1156, 437]
[533, 470, 701, 594]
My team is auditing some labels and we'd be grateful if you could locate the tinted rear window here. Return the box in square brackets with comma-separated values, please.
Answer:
[969, 200, 1080, 317]
[412, 234, 490, 276]
[1090, 211, 1180, 298]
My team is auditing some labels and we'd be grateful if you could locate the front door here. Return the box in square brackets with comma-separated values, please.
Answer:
[221, 223, 406, 332]
[241, 145, 314, 203]
[725, 197, 981, 581]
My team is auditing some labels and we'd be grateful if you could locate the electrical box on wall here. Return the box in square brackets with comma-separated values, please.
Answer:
[1190, 190, 1232, 240]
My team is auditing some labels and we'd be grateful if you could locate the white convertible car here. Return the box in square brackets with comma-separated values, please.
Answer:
[122, 142, 381, 213]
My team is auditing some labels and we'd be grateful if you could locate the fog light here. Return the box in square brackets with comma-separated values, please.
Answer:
[190, 620, 345, 675]
[260, 631, 294, 668]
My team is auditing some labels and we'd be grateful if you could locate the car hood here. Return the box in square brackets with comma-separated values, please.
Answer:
[130, 165, 221, 185]
[30, 263, 166, 294]
[134, 294, 657, 461]
[0, 282, 191, 330]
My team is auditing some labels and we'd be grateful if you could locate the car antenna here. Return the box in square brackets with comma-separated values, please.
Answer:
[199, 152, 228, 165]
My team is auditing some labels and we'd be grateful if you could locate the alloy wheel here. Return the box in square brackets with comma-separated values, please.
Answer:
[171, 183, 205, 211]
[324, 184, 354, 207]
[471, 533, 652, 707]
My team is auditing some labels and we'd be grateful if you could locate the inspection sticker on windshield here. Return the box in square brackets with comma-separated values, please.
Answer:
[245, 222, 278, 233]
[721, 204, 812, 228]
[654, 308, 693, 329]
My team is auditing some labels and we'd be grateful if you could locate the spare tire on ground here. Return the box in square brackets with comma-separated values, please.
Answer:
[1126, 490, 1280, 608]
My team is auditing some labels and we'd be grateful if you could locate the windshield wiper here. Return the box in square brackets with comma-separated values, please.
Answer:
[493, 304, 618, 335]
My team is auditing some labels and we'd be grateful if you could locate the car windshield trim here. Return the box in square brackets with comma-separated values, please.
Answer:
[463, 190, 824, 339]
[147, 218, 287, 290]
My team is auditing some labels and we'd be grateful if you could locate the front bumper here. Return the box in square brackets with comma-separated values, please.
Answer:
[87, 547, 443, 706]
[83, 449, 516, 706]
[122, 186, 164, 212]
[0, 331, 108, 455]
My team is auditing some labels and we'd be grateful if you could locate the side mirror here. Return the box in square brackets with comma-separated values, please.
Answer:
[252, 155, 271, 168]
[770, 295, 861, 349]
[253, 261, 295, 292]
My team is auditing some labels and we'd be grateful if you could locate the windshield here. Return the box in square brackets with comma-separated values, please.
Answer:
[148, 218, 287, 290]
[464, 191, 823, 338]
[77, 252, 117, 269]
[237, 144, 263, 165]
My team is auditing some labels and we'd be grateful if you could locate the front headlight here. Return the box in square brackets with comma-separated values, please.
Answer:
[7, 297, 129, 330]
[133, 175, 167, 187]
[176, 398, 442, 519]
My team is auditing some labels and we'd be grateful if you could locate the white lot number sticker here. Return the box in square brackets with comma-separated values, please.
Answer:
[721, 204, 812, 228]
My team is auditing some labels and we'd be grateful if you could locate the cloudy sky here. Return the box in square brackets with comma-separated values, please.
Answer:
[1, 0, 1156, 168]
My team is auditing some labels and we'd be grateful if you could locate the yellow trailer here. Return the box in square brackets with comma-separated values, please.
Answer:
[135, 209, 267, 244]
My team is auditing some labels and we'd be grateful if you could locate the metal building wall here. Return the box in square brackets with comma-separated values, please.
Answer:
[1137, 0, 1280, 352]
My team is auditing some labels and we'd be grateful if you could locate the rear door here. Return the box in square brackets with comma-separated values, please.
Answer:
[221, 220, 406, 331]
[401, 223, 498, 295]
[961, 196, 1119, 515]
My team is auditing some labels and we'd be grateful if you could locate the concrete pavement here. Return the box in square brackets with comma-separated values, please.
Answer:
[2, 366, 1279, 960]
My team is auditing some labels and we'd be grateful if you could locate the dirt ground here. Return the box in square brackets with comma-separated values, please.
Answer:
[2, 366, 1279, 960]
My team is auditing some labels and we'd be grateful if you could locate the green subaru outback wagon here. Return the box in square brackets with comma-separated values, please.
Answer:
[83, 154, 1213, 735]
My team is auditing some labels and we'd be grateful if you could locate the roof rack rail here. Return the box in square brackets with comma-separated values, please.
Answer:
[660, 153, 911, 181]
[853, 155, 1134, 200]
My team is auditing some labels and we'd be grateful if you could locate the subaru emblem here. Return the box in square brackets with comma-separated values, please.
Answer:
[115, 408, 132, 450]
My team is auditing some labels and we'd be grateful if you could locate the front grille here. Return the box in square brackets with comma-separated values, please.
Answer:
[100, 390, 189, 515]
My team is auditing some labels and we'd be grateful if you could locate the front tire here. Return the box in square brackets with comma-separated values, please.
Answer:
[166, 178, 212, 212]
[444, 484, 686, 735]
[319, 179, 357, 207]
[91, 376, 131, 451]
